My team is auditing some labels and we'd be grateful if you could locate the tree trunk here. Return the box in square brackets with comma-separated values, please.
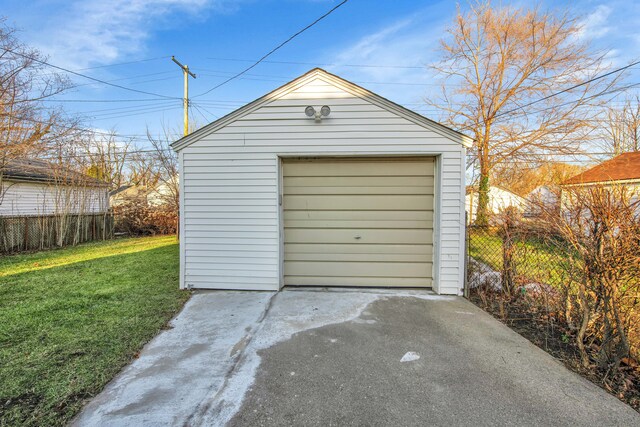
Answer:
[476, 137, 491, 226]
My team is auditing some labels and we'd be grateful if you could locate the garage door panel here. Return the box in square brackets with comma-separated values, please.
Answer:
[285, 261, 431, 278]
[285, 228, 432, 244]
[284, 176, 434, 187]
[284, 159, 433, 177]
[284, 243, 433, 256]
[284, 185, 433, 195]
[284, 195, 434, 210]
[284, 251, 431, 262]
[283, 210, 433, 221]
[284, 219, 433, 229]
[285, 276, 433, 287]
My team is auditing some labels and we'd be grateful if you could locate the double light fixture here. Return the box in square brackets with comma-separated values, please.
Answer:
[305, 105, 331, 122]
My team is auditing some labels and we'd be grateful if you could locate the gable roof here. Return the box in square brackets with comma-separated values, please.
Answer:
[1, 158, 107, 187]
[563, 152, 640, 185]
[171, 68, 473, 151]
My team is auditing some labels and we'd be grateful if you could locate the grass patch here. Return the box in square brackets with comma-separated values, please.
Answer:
[468, 228, 575, 288]
[0, 236, 190, 426]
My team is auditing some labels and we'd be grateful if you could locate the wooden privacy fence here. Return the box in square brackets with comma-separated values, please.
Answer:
[0, 212, 114, 254]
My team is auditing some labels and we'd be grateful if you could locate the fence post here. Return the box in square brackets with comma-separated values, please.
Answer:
[463, 212, 470, 298]
[23, 216, 29, 251]
[500, 209, 518, 295]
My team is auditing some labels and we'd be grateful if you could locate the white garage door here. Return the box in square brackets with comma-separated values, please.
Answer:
[282, 157, 434, 288]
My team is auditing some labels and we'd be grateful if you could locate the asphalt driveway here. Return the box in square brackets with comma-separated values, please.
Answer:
[73, 289, 640, 426]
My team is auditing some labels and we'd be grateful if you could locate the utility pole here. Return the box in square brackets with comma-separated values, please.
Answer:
[171, 56, 196, 136]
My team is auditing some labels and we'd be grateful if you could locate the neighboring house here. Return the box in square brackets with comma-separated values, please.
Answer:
[562, 151, 640, 190]
[561, 151, 640, 213]
[110, 185, 142, 207]
[172, 68, 472, 295]
[0, 158, 109, 217]
[525, 185, 560, 217]
[109, 182, 177, 207]
[465, 186, 528, 224]
[147, 182, 177, 207]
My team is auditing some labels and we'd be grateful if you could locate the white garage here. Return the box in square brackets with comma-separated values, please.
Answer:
[172, 68, 471, 295]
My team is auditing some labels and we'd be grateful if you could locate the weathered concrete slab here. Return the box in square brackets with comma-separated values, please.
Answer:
[73, 289, 640, 427]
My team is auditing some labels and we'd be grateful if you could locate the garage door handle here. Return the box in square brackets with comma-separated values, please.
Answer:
[354, 235, 361, 240]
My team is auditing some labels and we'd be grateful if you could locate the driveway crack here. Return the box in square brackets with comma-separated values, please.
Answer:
[183, 291, 279, 427]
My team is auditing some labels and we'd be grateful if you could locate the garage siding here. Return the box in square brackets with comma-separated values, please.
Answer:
[181, 75, 466, 294]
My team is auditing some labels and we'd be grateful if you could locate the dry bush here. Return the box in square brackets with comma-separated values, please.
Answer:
[541, 185, 640, 371]
[112, 200, 177, 236]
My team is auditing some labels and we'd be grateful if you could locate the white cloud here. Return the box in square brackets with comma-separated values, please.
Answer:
[28, 0, 233, 69]
[324, 13, 447, 109]
[576, 5, 612, 40]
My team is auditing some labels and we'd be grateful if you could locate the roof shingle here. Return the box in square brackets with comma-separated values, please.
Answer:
[1, 158, 107, 187]
[563, 152, 640, 185]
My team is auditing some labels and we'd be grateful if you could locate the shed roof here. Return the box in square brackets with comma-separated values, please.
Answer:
[171, 68, 473, 151]
[1, 158, 107, 187]
[563, 152, 640, 185]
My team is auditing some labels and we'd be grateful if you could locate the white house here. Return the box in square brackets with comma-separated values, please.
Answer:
[525, 185, 560, 217]
[465, 186, 527, 223]
[0, 158, 109, 217]
[172, 68, 472, 295]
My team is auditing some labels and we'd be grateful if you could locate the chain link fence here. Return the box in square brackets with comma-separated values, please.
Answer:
[466, 224, 576, 295]
[0, 213, 114, 254]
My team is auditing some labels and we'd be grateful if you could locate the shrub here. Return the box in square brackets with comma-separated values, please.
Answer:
[112, 200, 177, 236]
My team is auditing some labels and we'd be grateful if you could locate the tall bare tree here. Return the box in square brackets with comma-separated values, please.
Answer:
[492, 161, 584, 195]
[602, 95, 640, 155]
[83, 130, 132, 191]
[145, 125, 179, 211]
[0, 19, 74, 205]
[429, 1, 621, 225]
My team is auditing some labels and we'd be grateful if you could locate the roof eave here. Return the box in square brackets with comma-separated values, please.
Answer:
[562, 178, 640, 187]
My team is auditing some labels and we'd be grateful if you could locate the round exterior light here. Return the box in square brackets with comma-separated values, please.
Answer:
[305, 106, 316, 117]
[320, 105, 331, 117]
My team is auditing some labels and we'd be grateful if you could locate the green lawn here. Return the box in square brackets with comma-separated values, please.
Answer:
[0, 236, 190, 427]
[468, 228, 576, 288]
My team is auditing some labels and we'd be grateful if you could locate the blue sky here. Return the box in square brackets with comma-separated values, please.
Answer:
[3, 0, 640, 146]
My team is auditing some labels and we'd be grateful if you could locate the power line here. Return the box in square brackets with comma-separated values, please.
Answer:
[495, 59, 640, 119]
[196, 70, 443, 87]
[204, 57, 425, 70]
[191, 102, 218, 122]
[2, 46, 180, 100]
[194, 0, 350, 97]
[79, 101, 179, 115]
[82, 99, 180, 116]
[39, 98, 176, 103]
[89, 106, 182, 121]
[2, 113, 155, 140]
[449, 81, 640, 136]
[505, 82, 640, 119]
[76, 56, 172, 71]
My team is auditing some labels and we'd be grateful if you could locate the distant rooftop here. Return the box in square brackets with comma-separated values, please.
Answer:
[1, 158, 107, 187]
[563, 152, 640, 185]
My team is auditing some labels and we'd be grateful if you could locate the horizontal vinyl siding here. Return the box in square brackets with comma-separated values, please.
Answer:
[0, 181, 108, 217]
[181, 77, 465, 293]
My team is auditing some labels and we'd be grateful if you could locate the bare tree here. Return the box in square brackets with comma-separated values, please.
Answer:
[145, 125, 179, 211]
[492, 161, 585, 196]
[83, 130, 132, 191]
[602, 95, 640, 155]
[429, 1, 622, 225]
[0, 19, 74, 206]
